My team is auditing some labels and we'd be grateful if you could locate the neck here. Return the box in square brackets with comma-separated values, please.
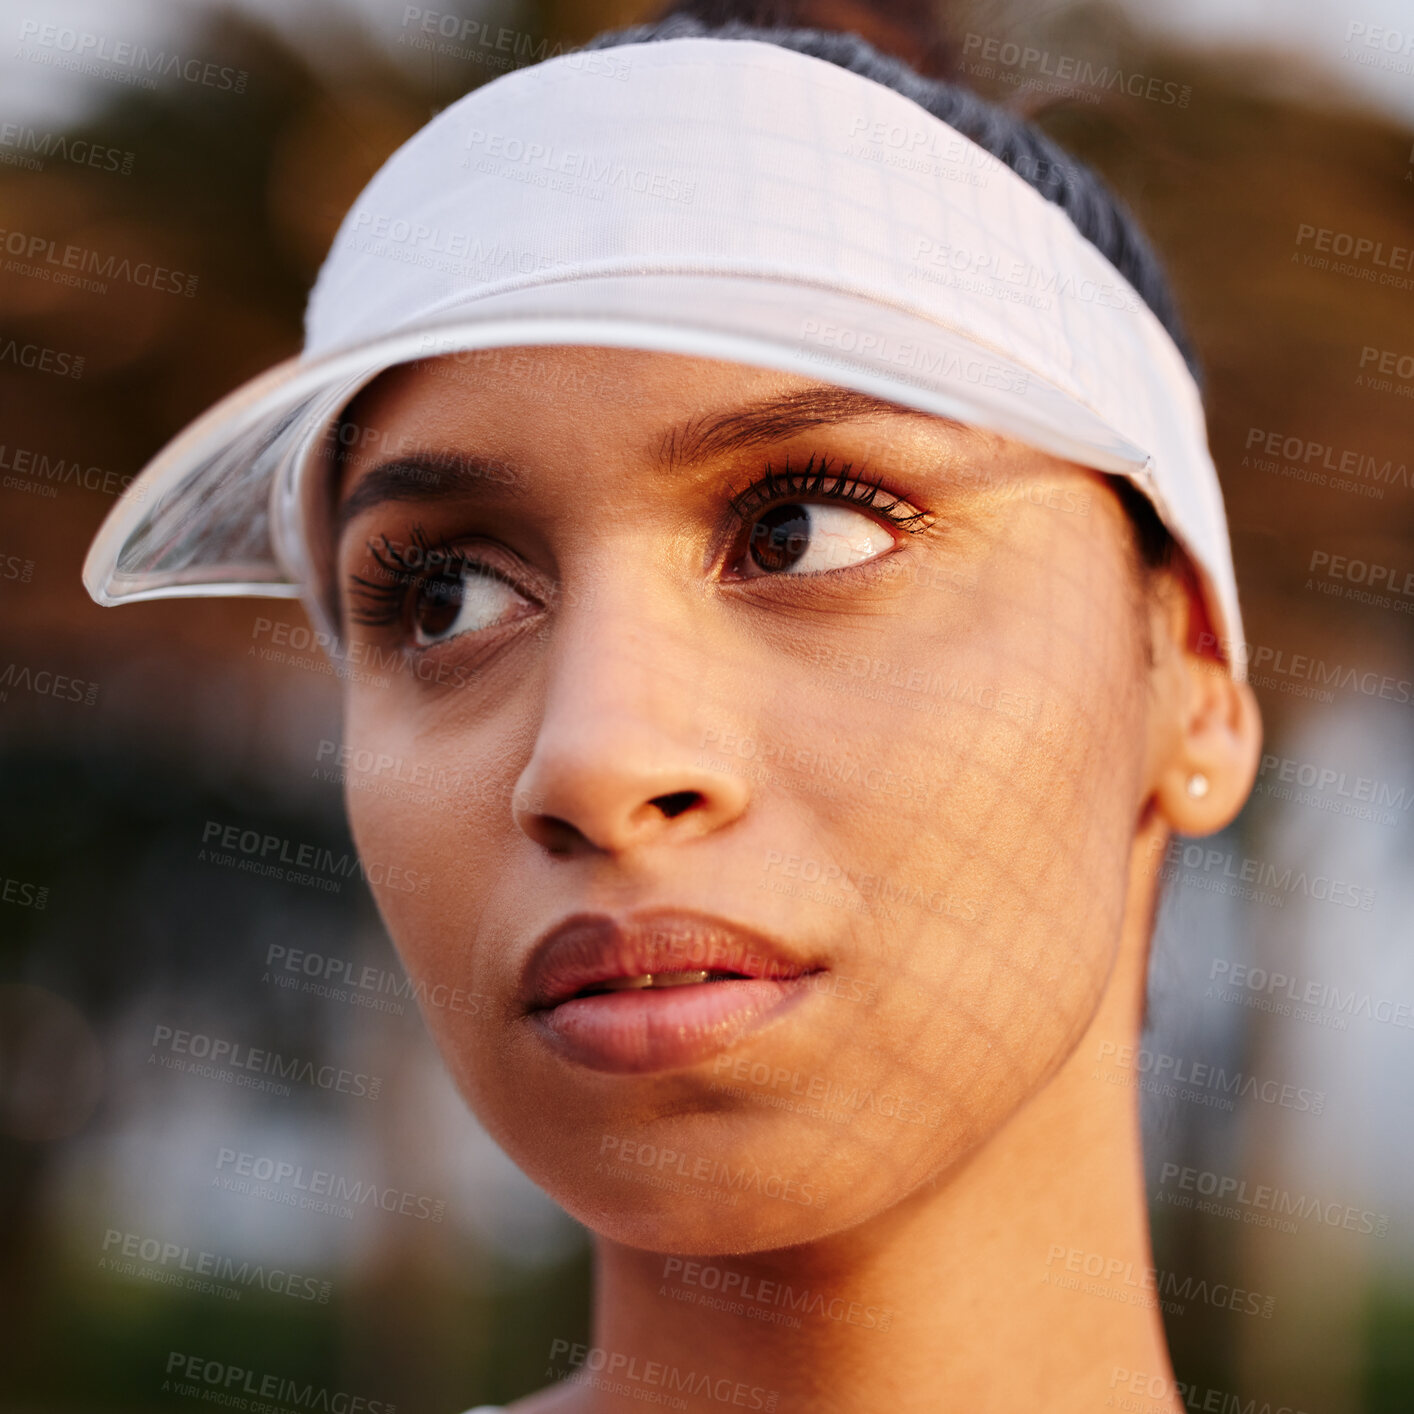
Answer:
[571, 821, 1181, 1414]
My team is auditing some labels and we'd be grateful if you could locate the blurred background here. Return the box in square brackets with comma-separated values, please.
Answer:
[0, 0, 1410, 1409]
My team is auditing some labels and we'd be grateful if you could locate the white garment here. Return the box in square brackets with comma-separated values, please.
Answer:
[82, 35, 1247, 679]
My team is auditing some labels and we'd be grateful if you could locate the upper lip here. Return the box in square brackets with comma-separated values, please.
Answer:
[521, 909, 818, 1011]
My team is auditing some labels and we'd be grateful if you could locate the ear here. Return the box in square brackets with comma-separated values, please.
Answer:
[1147, 567, 1263, 837]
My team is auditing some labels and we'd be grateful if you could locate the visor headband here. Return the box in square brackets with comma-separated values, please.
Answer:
[295, 35, 1242, 670]
[84, 35, 1245, 677]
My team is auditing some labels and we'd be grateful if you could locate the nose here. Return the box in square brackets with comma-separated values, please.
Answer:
[512, 597, 752, 857]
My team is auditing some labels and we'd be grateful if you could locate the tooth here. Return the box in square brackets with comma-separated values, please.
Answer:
[596, 974, 654, 991]
[585, 969, 730, 996]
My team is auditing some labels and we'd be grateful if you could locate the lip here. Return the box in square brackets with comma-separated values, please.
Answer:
[521, 909, 822, 1074]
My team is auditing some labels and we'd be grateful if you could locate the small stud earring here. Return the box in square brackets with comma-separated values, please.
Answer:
[1186, 772, 1210, 800]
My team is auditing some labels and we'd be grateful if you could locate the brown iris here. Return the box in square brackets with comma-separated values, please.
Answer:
[748, 504, 812, 573]
[412, 570, 465, 639]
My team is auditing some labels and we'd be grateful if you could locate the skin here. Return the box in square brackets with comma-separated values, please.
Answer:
[328, 345, 1262, 1414]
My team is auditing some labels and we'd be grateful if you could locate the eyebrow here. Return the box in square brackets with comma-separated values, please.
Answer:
[335, 384, 982, 536]
[336, 452, 525, 536]
[655, 385, 983, 472]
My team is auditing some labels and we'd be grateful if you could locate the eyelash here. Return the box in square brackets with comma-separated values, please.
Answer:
[347, 455, 933, 630]
[348, 525, 503, 629]
[726, 452, 934, 539]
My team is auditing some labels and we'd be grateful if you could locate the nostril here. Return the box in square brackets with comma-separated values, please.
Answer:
[650, 790, 701, 819]
[534, 815, 586, 855]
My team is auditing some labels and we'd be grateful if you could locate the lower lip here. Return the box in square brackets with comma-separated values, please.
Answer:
[529, 976, 815, 1074]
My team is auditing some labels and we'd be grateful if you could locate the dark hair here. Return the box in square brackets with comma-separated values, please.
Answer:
[581, 7, 1185, 571]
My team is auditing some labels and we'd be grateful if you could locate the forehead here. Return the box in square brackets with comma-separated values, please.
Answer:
[351, 345, 772, 414]
[333, 345, 998, 511]
[339, 346, 912, 458]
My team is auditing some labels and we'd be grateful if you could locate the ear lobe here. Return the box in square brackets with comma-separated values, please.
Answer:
[1154, 650, 1263, 836]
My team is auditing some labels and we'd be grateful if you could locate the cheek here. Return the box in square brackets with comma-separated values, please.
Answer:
[814, 519, 1148, 1141]
[345, 771, 525, 1123]
[340, 691, 521, 1014]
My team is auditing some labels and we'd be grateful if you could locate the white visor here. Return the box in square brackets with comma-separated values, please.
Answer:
[81, 35, 1247, 679]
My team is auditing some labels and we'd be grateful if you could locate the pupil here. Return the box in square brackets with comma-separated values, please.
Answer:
[414, 572, 463, 638]
[749, 504, 811, 572]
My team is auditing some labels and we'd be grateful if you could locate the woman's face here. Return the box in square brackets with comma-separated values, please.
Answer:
[333, 345, 1162, 1253]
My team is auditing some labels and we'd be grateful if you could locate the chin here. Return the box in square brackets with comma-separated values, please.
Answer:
[478, 1092, 974, 1257]
[561, 1166, 860, 1257]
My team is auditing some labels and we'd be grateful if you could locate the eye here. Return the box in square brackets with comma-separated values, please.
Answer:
[348, 529, 543, 646]
[723, 454, 932, 580]
[411, 563, 534, 645]
[737, 502, 898, 577]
